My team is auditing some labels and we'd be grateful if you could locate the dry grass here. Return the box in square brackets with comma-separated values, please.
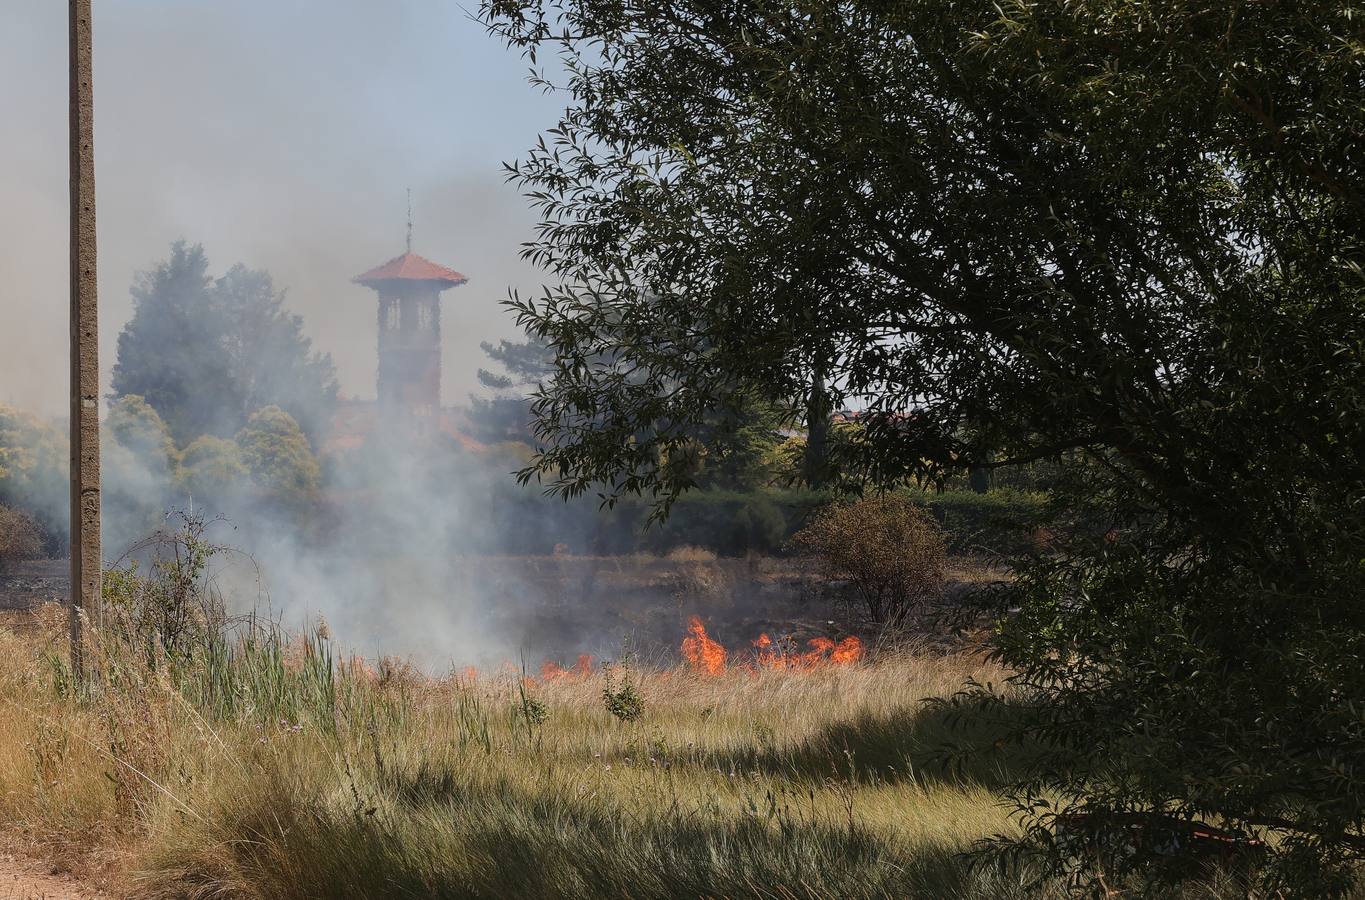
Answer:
[664, 544, 719, 562]
[0, 604, 1050, 899]
[0, 509, 1338, 900]
[0, 602, 1295, 899]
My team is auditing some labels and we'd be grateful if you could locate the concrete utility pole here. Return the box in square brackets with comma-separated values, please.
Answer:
[69, 0, 100, 677]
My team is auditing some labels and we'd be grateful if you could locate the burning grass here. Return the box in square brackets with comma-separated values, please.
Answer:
[0, 607, 1274, 898]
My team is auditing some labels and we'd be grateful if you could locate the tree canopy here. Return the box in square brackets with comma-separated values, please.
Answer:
[483, 0, 1365, 892]
[112, 242, 338, 445]
[0, 405, 66, 551]
[178, 435, 248, 509]
[235, 406, 322, 515]
[468, 337, 556, 444]
[102, 395, 181, 547]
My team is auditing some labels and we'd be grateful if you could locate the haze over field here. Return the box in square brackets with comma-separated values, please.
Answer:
[0, 0, 559, 416]
[0, 2, 588, 668]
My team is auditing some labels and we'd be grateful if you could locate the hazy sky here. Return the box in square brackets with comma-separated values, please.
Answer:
[0, 1, 562, 418]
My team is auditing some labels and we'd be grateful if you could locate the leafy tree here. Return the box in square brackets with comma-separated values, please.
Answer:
[235, 406, 321, 512]
[471, 336, 785, 490]
[111, 243, 227, 442]
[690, 395, 788, 490]
[768, 417, 871, 494]
[112, 242, 338, 444]
[178, 435, 248, 511]
[103, 396, 181, 547]
[0, 405, 67, 551]
[214, 263, 339, 441]
[468, 337, 555, 444]
[483, 0, 1365, 892]
[106, 396, 178, 482]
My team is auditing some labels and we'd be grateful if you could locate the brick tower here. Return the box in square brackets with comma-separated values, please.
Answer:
[354, 249, 467, 418]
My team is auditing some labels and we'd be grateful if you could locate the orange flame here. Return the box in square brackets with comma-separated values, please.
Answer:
[831, 636, 864, 665]
[541, 653, 595, 682]
[740, 630, 865, 672]
[752, 633, 782, 669]
[681, 615, 727, 675]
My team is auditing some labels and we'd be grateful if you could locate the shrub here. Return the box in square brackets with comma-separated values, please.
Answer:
[515, 680, 549, 741]
[0, 505, 42, 572]
[102, 511, 230, 665]
[235, 406, 321, 513]
[602, 663, 645, 723]
[790, 495, 946, 627]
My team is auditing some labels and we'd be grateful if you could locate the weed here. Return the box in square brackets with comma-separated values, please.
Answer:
[602, 661, 645, 723]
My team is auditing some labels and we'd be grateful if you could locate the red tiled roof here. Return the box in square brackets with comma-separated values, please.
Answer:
[354, 252, 468, 287]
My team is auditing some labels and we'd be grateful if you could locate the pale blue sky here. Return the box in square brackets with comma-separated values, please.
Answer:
[0, 1, 564, 415]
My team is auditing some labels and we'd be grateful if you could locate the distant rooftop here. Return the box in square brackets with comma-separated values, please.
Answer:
[353, 252, 468, 288]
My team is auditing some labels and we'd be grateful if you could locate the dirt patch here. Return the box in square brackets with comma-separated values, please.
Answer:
[0, 852, 106, 900]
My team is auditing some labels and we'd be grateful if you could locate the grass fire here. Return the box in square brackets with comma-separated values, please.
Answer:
[0, 598, 1031, 899]
[682, 615, 865, 674]
[3, 1, 1363, 897]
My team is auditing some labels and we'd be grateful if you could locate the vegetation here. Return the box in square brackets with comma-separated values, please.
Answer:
[234, 406, 322, 514]
[599, 661, 645, 723]
[105, 396, 178, 476]
[178, 435, 249, 506]
[0, 505, 42, 572]
[791, 496, 947, 628]
[483, 0, 1365, 892]
[469, 337, 556, 444]
[907, 487, 1050, 558]
[4, 4, 1358, 891]
[0, 600, 1044, 897]
[471, 335, 793, 496]
[103, 396, 182, 544]
[112, 241, 338, 444]
[4, 587, 1326, 898]
[101, 513, 233, 667]
[0, 405, 67, 553]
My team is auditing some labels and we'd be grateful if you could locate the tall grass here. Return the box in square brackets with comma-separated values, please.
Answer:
[0, 522, 1288, 898]
[0, 600, 1058, 899]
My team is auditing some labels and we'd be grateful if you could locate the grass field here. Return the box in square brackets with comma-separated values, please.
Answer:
[0, 601, 1058, 899]
[0, 602, 1295, 899]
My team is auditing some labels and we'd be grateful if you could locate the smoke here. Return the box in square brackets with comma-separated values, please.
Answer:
[0, 1, 559, 416]
[0, 2, 640, 668]
[84, 396, 625, 671]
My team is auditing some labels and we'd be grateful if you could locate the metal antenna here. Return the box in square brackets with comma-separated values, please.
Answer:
[406, 188, 413, 253]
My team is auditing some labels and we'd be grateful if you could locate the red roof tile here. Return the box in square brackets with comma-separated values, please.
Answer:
[354, 252, 468, 287]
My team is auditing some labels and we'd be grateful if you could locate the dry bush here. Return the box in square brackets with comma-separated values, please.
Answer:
[791, 495, 947, 627]
[665, 544, 718, 562]
[662, 558, 731, 614]
[0, 504, 42, 572]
